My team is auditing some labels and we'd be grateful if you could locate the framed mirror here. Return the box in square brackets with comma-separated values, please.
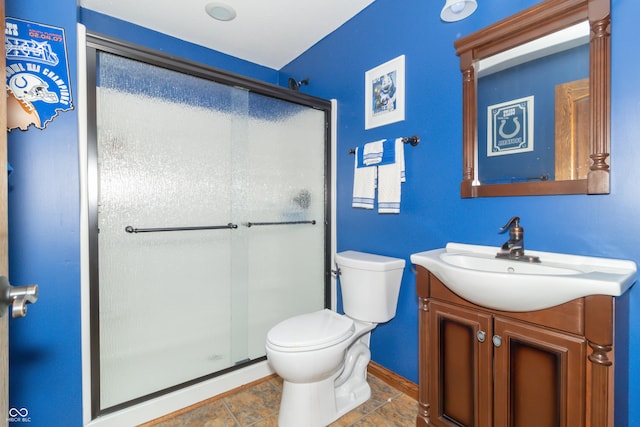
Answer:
[455, 0, 610, 197]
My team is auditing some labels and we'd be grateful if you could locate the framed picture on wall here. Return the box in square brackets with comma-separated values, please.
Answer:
[487, 95, 534, 156]
[364, 55, 405, 129]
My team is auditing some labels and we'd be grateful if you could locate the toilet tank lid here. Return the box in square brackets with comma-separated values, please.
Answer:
[335, 250, 405, 271]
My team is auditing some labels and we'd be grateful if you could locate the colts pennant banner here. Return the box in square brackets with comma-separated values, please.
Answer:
[5, 17, 74, 131]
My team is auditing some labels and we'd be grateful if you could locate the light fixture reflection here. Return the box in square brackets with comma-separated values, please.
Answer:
[440, 0, 477, 22]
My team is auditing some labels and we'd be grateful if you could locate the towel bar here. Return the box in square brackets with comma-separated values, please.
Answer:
[348, 135, 420, 154]
[125, 223, 238, 233]
[245, 220, 316, 227]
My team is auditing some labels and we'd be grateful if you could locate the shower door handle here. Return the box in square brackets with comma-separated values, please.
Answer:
[0, 276, 38, 318]
[125, 223, 239, 233]
[244, 220, 316, 227]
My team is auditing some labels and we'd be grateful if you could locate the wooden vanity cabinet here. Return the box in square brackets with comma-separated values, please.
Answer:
[416, 266, 616, 427]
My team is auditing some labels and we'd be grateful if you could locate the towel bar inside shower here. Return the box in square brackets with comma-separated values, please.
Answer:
[125, 220, 317, 233]
[125, 223, 238, 233]
[245, 220, 316, 227]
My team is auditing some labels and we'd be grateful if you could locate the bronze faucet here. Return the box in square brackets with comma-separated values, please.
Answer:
[496, 216, 540, 263]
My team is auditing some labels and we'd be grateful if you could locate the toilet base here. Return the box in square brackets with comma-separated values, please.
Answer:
[277, 341, 371, 427]
[334, 342, 371, 417]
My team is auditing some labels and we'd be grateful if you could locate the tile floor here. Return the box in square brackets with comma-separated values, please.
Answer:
[142, 374, 417, 427]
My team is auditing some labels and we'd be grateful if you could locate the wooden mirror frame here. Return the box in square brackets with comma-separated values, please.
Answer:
[456, 0, 610, 198]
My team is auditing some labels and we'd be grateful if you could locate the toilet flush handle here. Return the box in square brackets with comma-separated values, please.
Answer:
[331, 261, 341, 278]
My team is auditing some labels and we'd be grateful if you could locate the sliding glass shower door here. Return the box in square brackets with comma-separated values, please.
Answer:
[89, 47, 329, 414]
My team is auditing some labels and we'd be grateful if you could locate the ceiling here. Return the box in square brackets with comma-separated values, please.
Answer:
[78, 0, 375, 70]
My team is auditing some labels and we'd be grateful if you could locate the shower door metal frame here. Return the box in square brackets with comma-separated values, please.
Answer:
[85, 32, 332, 419]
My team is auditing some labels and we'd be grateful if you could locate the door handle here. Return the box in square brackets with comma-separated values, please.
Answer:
[0, 276, 38, 318]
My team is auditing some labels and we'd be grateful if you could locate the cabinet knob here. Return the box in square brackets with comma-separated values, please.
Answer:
[492, 335, 502, 347]
[477, 330, 486, 343]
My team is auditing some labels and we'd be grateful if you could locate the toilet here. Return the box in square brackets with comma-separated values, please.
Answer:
[265, 250, 405, 427]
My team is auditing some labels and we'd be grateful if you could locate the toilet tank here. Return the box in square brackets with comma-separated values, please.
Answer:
[335, 250, 405, 323]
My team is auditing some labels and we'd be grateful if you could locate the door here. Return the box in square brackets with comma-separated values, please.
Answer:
[493, 317, 586, 427]
[555, 78, 590, 180]
[1, 0, 9, 424]
[429, 300, 493, 427]
[88, 45, 329, 415]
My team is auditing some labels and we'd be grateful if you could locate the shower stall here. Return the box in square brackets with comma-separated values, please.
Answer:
[85, 35, 331, 418]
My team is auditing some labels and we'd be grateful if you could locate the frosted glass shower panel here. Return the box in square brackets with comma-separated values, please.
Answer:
[92, 50, 329, 413]
[243, 94, 326, 358]
[96, 53, 241, 409]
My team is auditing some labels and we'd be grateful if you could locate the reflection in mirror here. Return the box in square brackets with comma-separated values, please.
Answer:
[476, 22, 590, 185]
[455, 0, 611, 198]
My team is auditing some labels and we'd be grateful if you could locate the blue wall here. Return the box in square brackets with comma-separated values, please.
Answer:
[6, 0, 640, 425]
[282, 0, 640, 424]
[6, 2, 82, 426]
[5, 2, 278, 426]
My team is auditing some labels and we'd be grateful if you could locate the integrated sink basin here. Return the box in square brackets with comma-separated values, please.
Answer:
[410, 243, 637, 312]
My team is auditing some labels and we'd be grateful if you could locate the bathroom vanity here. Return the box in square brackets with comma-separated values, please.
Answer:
[411, 244, 636, 427]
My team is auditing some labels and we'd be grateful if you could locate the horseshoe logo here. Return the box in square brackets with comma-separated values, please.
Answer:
[13, 75, 29, 90]
[498, 117, 521, 139]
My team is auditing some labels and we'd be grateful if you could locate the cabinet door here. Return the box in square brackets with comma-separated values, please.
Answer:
[493, 317, 586, 427]
[429, 301, 493, 427]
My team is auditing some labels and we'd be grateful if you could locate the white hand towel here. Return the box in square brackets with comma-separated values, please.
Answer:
[352, 146, 376, 209]
[362, 139, 385, 165]
[377, 138, 405, 214]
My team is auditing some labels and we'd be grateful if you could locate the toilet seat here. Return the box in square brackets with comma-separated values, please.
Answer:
[267, 309, 355, 352]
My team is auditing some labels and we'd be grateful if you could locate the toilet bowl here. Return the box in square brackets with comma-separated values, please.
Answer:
[265, 250, 405, 427]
